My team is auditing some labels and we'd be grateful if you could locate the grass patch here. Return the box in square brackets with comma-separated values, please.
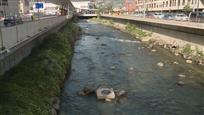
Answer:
[182, 44, 193, 54]
[0, 22, 80, 115]
[125, 23, 148, 38]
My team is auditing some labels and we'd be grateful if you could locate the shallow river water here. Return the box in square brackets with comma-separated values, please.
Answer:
[60, 21, 204, 115]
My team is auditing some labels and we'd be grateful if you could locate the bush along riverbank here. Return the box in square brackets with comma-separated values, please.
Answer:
[90, 18, 204, 65]
[0, 22, 81, 115]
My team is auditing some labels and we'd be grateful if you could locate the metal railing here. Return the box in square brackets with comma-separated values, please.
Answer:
[0, 16, 67, 52]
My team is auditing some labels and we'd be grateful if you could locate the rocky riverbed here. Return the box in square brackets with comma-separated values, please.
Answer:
[60, 20, 204, 115]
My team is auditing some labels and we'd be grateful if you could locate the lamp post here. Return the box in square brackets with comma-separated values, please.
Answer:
[143, 0, 146, 18]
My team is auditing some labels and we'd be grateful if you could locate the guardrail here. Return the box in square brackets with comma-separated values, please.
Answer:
[0, 16, 67, 51]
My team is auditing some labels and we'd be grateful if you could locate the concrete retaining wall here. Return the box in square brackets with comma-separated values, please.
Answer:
[0, 16, 71, 75]
[101, 16, 204, 46]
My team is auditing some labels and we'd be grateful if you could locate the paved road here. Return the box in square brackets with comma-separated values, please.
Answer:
[60, 21, 204, 115]
[0, 15, 57, 27]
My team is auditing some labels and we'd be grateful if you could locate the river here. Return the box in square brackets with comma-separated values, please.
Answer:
[60, 20, 204, 115]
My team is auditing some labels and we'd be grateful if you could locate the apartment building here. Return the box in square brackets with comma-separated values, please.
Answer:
[135, 0, 204, 12]
[125, 0, 137, 12]
[0, 0, 29, 17]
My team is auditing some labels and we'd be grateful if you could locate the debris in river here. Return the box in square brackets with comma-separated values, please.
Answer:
[96, 88, 115, 100]
[96, 37, 100, 40]
[105, 98, 112, 102]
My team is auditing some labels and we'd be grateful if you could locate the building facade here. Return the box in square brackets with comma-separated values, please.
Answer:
[0, 0, 29, 17]
[124, 0, 137, 12]
[135, 0, 204, 12]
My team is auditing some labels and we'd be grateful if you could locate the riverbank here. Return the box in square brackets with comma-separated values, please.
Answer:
[90, 18, 204, 66]
[0, 21, 81, 115]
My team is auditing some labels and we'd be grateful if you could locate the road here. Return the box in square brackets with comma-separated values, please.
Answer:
[0, 15, 57, 27]
[60, 20, 204, 115]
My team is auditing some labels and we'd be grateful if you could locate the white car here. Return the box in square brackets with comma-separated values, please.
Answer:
[153, 13, 164, 19]
[174, 14, 189, 21]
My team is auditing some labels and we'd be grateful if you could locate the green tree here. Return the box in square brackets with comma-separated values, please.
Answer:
[106, 4, 113, 14]
[183, 4, 192, 14]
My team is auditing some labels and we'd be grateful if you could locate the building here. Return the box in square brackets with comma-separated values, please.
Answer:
[135, 0, 204, 12]
[71, 1, 95, 13]
[0, 0, 29, 17]
[124, 0, 136, 12]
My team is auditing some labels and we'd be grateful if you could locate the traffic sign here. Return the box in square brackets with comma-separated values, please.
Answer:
[35, 3, 43, 9]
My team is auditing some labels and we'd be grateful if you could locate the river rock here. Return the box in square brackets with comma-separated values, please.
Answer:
[174, 52, 179, 56]
[129, 67, 134, 71]
[78, 86, 95, 96]
[173, 61, 179, 65]
[177, 74, 186, 78]
[177, 81, 185, 86]
[186, 60, 193, 64]
[101, 43, 107, 46]
[96, 37, 100, 40]
[151, 49, 157, 52]
[163, 44, 168, 49]
[115, 90, 127, 97]
[157, 62, 164, 67]
[110, 66, 116, 70]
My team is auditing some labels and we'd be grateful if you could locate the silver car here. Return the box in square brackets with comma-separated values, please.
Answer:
[174, 14, 189, 21]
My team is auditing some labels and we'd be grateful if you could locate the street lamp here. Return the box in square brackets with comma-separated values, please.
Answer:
[143, 0, 146, 18]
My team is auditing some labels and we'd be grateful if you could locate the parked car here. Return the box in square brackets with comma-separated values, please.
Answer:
[163, 13, 175, 20]
[146, 13, 154, 18]
[174, 14, 189, 21]
[190, 12, 204, 23]
[4, 15, 23, 26]
[133, 12, 143, 17]
[153, 13, 164, 19]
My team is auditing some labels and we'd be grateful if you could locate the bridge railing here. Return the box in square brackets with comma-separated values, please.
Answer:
[0, 16, 67, 52]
